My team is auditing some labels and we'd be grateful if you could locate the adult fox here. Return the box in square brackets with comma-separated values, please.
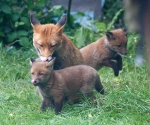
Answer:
[30, 14, 83, 70]
[80, 29, 127, 76]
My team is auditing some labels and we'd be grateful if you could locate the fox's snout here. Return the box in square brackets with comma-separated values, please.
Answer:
[31, 79, 39, 86]
[40, 56, 48, 62]
[36, 48, 53, 61]
[34, 46, 53, 61]
[40, 56, 53, 62]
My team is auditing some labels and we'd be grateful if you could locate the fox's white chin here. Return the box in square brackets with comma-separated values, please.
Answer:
[40, 56, 52, 62]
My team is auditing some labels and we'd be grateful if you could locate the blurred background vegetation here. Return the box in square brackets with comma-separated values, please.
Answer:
[0, 0, 136, 53]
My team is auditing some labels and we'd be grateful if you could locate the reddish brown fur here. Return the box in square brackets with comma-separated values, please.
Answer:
[30, 15, 83, 69]
[80, 29, 127, 76]
[30, 58, 104, 114]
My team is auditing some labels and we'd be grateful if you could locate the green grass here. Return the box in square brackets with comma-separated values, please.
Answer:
[0, 44, 149, 125]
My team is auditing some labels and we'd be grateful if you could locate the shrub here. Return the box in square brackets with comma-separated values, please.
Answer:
[0, 0, 65, 48]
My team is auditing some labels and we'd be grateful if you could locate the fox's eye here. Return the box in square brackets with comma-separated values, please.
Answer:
[50, 44, 55, 47]
[116, 45, 121, 47]
[51, 40, 57, 47]
[39, 73, 44, 76]
[31, 72, 34, 75]
[37, 43, 43, 47]
[39, 44, 43, 47]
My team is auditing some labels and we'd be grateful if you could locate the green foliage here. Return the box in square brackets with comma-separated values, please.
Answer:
[72, 18, 122, 49]
[127, 32, 140, 55]
[107, 9, 124, 30]
[0, 0, 126, 50]
[70, 7, 124, 49]
[0, 0, 66, 48]
[101, 0, 124, 28]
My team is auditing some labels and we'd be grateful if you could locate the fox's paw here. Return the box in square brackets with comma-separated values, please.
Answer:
[114, 69, 119, 76]
[113, 64, 119, 76]
[117, 62, 122, 70]
[112, 63, 119, 76]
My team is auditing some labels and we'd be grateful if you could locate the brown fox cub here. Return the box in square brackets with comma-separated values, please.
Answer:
[30, 14, 83, 70]
[30, 58, 104, 114]
[80, 29, 127, 76]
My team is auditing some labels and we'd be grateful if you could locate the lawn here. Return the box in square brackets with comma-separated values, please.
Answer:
[0, 41, 149, 125]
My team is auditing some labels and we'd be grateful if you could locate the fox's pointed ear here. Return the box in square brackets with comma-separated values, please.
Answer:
[56, 15, 67, 34]
[30, 58, 35, 65]
[30, 14, 41, 28]
[123, 28, 127, 36]
[106, 31, 116, 40]
[56, 14, 67, 27]
[46, 57, 56, 68]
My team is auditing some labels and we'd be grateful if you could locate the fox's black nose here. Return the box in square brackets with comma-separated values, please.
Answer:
[31, 79, 37, 84]
[31, 79, 39, 86]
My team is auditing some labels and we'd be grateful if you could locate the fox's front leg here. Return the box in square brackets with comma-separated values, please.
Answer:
[54, 96, 64, 115]
[115, 54, 122, 70]
[104, 60, 119, 76]
[40, 98, 54, 111]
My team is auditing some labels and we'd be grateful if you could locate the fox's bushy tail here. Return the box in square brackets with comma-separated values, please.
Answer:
[95, 75, 104, 94]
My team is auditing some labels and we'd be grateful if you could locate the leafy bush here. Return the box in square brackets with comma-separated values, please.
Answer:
[73, 21, 107, 48]
[101, 0, 124, 28]
[0, 0, 128, 50]
[72, 9, 124, 49]
[0, 0, 66, 48]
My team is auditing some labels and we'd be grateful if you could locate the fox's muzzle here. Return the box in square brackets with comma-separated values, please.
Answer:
[40, 56, 53, 62]
[31, 79, 40, 86]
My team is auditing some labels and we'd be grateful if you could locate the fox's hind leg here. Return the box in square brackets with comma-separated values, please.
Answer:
[84, 92, 96, 100]
[68, 93, 80, 104]
[80, 85, 96, 100]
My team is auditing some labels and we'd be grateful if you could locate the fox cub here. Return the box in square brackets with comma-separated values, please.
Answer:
[30, 14, 83, 70]
[30, 58, 104, 114]
[80, 29, 127, 76]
